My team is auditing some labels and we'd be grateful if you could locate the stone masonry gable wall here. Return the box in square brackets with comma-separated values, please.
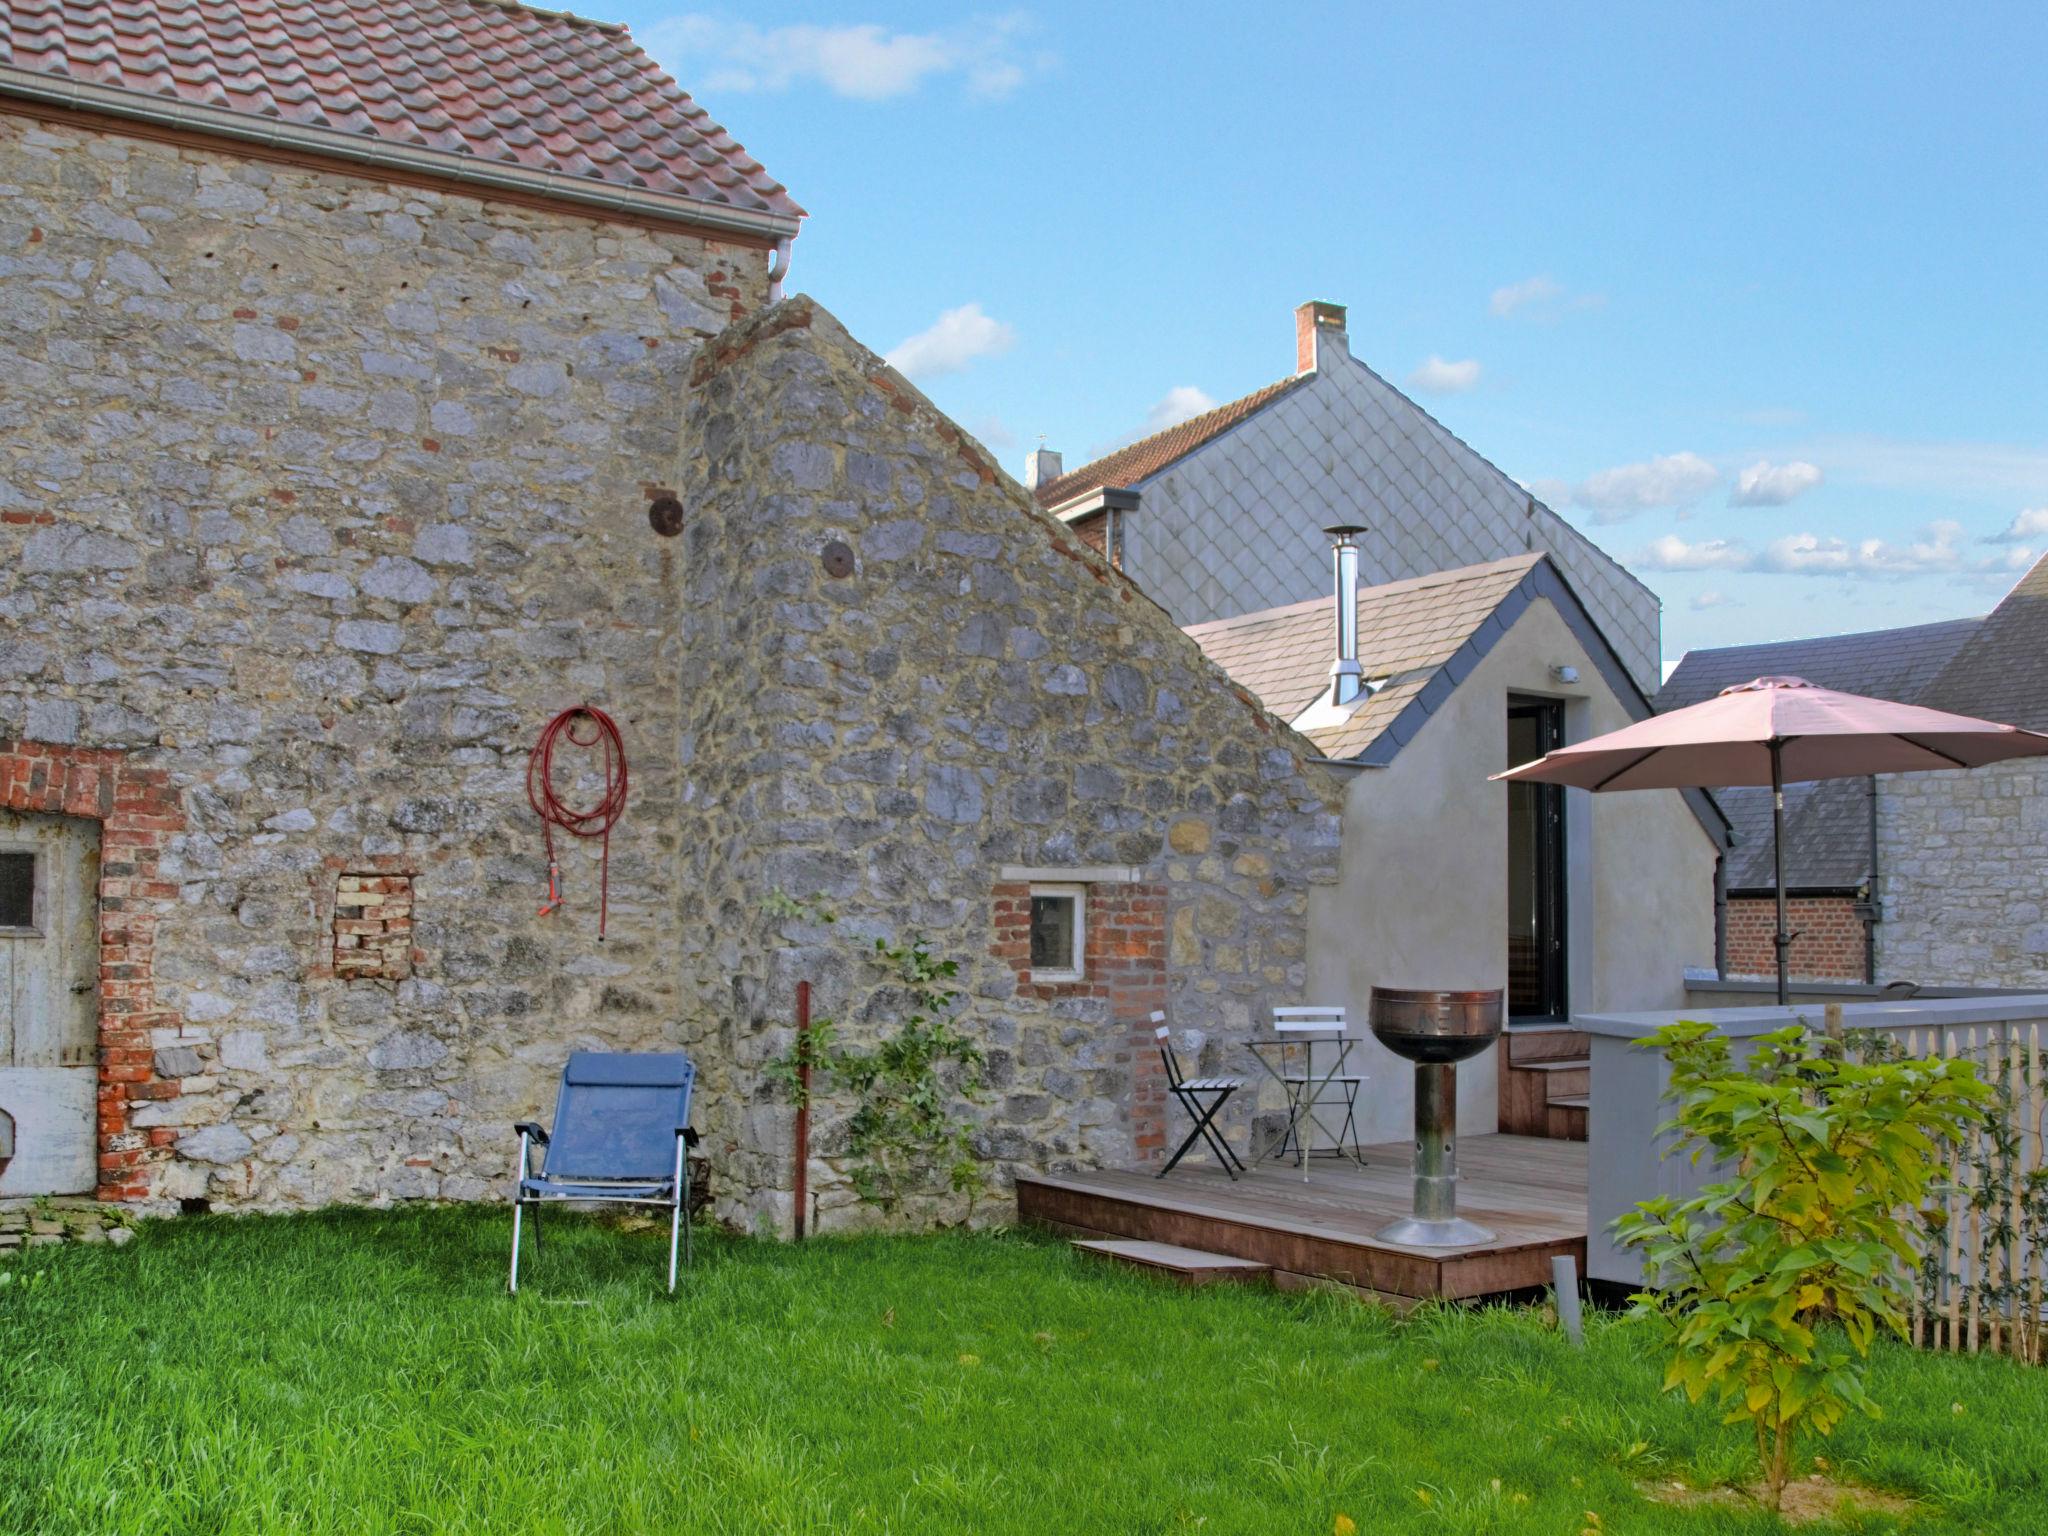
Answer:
[0, 109, 773, 1205]
[1878, 762, 2048, 987]
[673, 299, 1344, 1234]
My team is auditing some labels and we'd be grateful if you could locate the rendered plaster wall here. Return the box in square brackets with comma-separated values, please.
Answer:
[671, 300, 1345, 1234]
[1877, 762, 2048, 987]
[0, 109, 772, 1206]
[1116, 343, 1665, 693]
[1308, 599, 1717, 1146]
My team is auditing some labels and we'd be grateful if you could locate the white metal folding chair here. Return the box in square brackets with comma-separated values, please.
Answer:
[1271, 1005, 1367, 1167]
[1153, 1011, 1246, 1179]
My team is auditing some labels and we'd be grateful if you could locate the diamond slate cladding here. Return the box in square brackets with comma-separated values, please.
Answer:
[0, 0, 801, 220]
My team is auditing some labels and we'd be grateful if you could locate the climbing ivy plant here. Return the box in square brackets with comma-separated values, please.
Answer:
[767, 898, 988, 1220]
[1615, 1020, 1989, 1511]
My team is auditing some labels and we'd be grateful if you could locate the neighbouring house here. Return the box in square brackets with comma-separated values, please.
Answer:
[0, 3, 1347, 1227]
[1028, 302, 1666, 696]
[1185, 547, 1724, 1143]
[1660, 550, 2048, 989]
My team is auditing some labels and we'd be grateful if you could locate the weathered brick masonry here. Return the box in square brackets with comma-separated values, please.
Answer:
[0, 107, 772, 1206]
[1723, 894, 1865, 983]
[2, 113, 1341, 1225]
[0, 739, 182, 1199]
[670, 300, 1342, 1231]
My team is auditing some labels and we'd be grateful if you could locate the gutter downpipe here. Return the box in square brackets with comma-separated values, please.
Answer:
[1713, 851, 1729, 980]
[1863, 773, 1880, 985]
[768, 237, 793, 303]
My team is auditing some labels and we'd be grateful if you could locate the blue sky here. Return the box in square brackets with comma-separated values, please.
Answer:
[614, 2, 2047, 672]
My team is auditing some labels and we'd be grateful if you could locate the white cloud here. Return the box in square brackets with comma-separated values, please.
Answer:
[1139, 385, 1218, 435]
[1490, 276, 1562, 317]
[1636, 534, 1753, 572]
[1634, 520, 2025, 580]
[1407, 355, 1483, 394]
[1690, 590, 1737, 610]
[1729, 460, 1824, 507]
[1987, 506, 2048, 544]
[1489, 274, 1603, 319]
[1776, 434, 2048, 504]
[883, 303, 1016, 381]
[971, 415, 1017, 452]
[1573, 451, 1720, 520]
[644, 13, 1045, 102]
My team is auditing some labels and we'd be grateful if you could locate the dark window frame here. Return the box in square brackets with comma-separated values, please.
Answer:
[0, 849, 37, 933]
[1506, 697, 1569, 1022]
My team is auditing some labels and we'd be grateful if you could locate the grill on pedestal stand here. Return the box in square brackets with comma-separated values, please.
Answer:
[1367, 987, 1505, 1247]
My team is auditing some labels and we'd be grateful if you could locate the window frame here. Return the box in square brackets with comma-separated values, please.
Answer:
[0, 846, 40, 936]
[1027, 882, 1086, 983]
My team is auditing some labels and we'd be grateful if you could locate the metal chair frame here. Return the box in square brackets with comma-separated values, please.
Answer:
[1154, 1011, 1247, 1179]
[1270, 1006, 1366, 1166]
[509, 1051, 700, 1295]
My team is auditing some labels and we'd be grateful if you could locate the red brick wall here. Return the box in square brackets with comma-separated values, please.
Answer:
[0, 739, 185, 1200]
[991, 880, 1168, 1162]
[1725, 894, 1866, 982]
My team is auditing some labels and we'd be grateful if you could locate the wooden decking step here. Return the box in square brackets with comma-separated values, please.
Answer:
[1524, 1057, 1591, 1072]
[1072, 1239, 1272, 1285]
[1550, 1094, 1589, 1109]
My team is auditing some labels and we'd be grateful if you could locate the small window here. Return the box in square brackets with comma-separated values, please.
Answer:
[1029, 884, 1084, 982]
[0, 852, 34, 931]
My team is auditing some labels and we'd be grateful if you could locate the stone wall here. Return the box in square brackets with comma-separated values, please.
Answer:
[1877, 762, 2048, 986]
[671, 300, 1344, 1234]
[0, 109, 773, 1205]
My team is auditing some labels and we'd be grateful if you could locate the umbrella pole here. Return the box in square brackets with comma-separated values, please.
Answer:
[1771, 739, 1789, 1006]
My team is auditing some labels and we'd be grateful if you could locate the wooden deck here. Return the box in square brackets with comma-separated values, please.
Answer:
[1015, 1134, 1587, 1302]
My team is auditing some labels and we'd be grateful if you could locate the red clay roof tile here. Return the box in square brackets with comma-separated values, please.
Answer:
[0, 0, 801, 226]
[1033, 374, 1308, 509]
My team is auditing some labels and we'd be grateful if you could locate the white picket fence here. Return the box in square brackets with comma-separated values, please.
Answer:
[1890, 1018, 2047, 1363]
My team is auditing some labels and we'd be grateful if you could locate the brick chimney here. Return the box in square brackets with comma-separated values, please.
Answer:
[1295, 300, 1349, 374]
[1024, 444, 1064, 492]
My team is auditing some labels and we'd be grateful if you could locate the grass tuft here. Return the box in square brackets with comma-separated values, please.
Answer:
[1, 1206, 2040, 1533]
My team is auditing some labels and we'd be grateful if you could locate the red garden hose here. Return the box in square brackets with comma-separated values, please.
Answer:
[526, 705, 628, 940]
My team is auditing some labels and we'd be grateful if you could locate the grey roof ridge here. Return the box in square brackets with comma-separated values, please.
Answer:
[1340, 555, 1729, 846]
[1673, 612, 1986, 667]
[0, 63, 802, 241]
[1332, 349, 1662, 607]
[1181, 551, 1545, 637]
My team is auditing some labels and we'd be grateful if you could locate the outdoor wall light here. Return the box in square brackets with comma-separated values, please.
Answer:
[1551, 664, 1580, 685]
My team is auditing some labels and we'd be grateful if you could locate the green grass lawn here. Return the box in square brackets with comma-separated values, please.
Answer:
[1, 1207, 2040, 1535]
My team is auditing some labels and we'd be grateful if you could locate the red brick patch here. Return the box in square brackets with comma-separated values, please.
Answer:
[991, 879, 1169, 1163]
[1725, 894, 1866, 982]
[0, 738, 185, 1201]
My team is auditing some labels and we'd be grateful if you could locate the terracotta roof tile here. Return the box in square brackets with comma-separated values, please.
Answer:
[0, 0, 801, 225]
[1034, 374, 1308, 508]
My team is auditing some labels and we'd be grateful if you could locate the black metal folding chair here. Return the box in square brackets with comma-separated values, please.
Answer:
[1153, 1011, 1246, 1179]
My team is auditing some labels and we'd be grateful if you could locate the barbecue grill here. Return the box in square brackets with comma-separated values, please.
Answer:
[1367, 986, 1504, 1247]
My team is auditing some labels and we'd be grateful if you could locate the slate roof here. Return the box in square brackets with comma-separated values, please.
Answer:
[1659, 615, 1980, 711]
[1185, 554, 1545, 761]
[1032, 376, 1308, 509]
[1921, 552, 2048, 731]
[1660, 613, 1986, 893]
[0, 0, 801, 231]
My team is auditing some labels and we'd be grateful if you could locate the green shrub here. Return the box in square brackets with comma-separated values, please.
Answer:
[1615, 1020, 1989, 1510]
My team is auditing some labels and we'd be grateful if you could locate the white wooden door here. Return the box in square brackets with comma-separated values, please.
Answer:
[0, 810, 100, 1196]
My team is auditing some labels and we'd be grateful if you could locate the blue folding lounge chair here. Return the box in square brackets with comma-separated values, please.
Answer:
[510, 1051, 699, 1294]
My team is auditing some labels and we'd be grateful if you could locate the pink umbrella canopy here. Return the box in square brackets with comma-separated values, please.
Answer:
[1493, 675, 2048, 793]
[1493, 675, 2048, 1003]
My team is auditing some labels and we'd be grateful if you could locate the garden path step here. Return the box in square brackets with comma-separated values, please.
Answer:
[1071, 1238, 1272, 1286]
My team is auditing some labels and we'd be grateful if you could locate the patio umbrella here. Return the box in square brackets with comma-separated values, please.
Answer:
[1493, 675, 2048, 1004]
